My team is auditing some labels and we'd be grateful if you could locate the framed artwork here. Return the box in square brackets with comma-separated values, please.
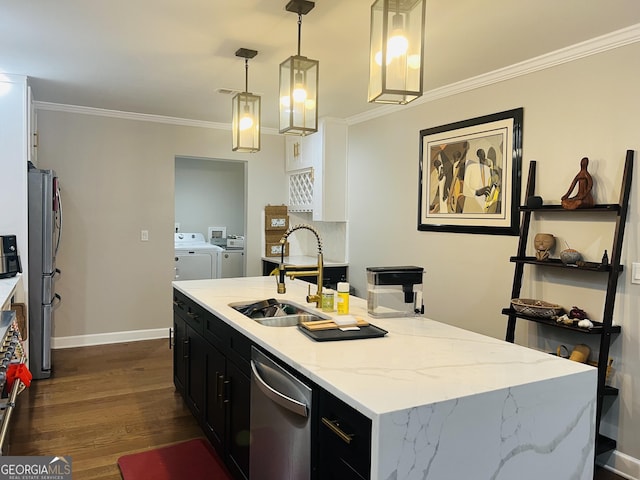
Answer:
[418, 108, 523, 235]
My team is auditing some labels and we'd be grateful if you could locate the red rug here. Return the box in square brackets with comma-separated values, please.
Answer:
[118, 438, 233, 480]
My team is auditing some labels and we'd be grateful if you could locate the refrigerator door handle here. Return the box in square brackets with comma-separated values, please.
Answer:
[54, 181, 62, 258]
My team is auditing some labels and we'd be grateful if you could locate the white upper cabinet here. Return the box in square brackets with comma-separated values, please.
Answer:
[285, 118, 347, 222]
[285, 135, 314, 172]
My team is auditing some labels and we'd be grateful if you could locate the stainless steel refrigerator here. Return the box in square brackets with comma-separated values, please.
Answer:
[28, 167, 62, 380]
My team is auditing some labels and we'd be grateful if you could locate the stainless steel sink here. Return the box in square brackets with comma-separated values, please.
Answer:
[229, 298, 330, 327]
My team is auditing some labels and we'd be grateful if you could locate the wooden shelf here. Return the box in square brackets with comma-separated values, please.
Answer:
[502, 308, 621, 334]
[596, 434, 617, 456]
[509, 256, 623, 273]
[520, 204, 621, 213]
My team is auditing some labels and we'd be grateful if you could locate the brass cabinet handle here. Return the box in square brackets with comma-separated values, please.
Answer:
[321, 417, 353, 445]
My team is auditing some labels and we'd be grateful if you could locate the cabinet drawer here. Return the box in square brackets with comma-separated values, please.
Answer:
[172, 289, 189, 319]
[203, 312, 229, 352]
[202, 309, 252, 374]
[318, 391, 372, 479]
[173, 289, 207, 335]
[227, 329, 252, 374]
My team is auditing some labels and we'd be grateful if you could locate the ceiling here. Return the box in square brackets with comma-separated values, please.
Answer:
[2, 1, 640, 130]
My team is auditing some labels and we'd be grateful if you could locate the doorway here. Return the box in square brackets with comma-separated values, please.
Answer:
[174, 156, 247, 276]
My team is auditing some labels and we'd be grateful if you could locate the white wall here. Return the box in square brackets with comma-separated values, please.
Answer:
[174, 157, 245, 237]
[36, 110, 286, 340]
[347, 43, 640, 474]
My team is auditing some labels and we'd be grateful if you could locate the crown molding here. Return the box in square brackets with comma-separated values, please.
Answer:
[346, 23, 640, 126]
[33, 101, 281, 135]
[34, 23, 640, 130]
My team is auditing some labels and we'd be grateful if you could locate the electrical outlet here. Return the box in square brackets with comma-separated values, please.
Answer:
[632, 262, 640, 284]
[141, 230, 149, 241]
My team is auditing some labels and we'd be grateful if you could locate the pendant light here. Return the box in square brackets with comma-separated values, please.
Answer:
[279, 0, 318, 136]
[232, 48, 261, 152]
[368, 0, 425, 104]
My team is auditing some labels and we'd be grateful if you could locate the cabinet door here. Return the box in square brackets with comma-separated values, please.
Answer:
[204, 343, 227, 453]
[262, 260, 278, 276]
[185, 325, 206, 420]
[172, 314, 187, 394]
[226, 361, 251, 480]
[221, 251, 245, 278]
[312, 118, 347, 222]
[316, 389, 372, 480]
[285, 135, 314, 172]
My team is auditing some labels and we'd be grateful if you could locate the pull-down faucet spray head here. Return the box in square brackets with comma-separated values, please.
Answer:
[276, 224, 324, 306]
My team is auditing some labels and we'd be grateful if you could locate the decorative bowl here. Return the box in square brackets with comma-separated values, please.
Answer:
[560, 248, 582, 265]
[511, 298, 564, 318]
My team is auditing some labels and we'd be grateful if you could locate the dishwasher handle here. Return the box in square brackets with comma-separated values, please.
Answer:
[251, 360, 308, 418]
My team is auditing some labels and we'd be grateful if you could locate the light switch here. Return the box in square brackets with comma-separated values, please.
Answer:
[141, 230, 149, 241]
[632, 262, 640, 284]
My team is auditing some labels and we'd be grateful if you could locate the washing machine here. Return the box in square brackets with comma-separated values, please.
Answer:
[174, 232, 223, 280]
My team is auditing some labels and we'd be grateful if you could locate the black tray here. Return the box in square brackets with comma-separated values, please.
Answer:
[297, 324, 388, 342]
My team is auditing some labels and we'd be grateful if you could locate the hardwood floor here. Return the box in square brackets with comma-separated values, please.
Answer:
[7, 339, 627, 480]
[9, 339, 202, 480]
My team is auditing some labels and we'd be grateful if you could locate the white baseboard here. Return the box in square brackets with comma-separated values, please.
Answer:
[597, 450, 640, 480]
[52, 327, 169, 349]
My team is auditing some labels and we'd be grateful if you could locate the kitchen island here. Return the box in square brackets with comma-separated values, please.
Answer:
[173, 276, 596, 480]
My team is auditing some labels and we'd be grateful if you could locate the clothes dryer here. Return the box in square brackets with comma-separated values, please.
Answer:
[174, 233, 223, 280]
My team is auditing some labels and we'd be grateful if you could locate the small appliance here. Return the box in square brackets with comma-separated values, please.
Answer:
[226, 235, 245, 249]
[0, 235, 22, 278]
[208, 226, 227, 247]
[366, 266, 424, 318]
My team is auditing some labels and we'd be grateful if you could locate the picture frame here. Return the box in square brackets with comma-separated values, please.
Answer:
[418, 108, 523, 235]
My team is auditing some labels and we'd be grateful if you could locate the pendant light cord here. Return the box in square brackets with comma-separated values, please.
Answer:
[244, 58, 249, 93]
[297, 13, 302, 56]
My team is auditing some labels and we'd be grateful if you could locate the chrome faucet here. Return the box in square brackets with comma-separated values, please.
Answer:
[277, 224, 324, 308]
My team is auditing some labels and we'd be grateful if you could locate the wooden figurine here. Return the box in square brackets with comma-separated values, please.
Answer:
[561, 157, 595, 209]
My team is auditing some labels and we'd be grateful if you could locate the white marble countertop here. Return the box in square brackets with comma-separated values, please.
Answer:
[173, 276, 593, 418]
[262, 255, 348, 267]
[0, 275, 21, 308]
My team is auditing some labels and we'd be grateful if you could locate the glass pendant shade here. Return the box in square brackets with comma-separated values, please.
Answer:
[368, 0, 425, 104]
[232, 48, 260, 152]
[232, 91, 261, 152]
[279, 55, 318, 135]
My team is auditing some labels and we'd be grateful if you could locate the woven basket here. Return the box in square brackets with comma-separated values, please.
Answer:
[511, 298, 564, 318]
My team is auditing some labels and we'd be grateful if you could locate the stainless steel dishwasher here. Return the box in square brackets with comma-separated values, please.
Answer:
[250, 346, 312, 480]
